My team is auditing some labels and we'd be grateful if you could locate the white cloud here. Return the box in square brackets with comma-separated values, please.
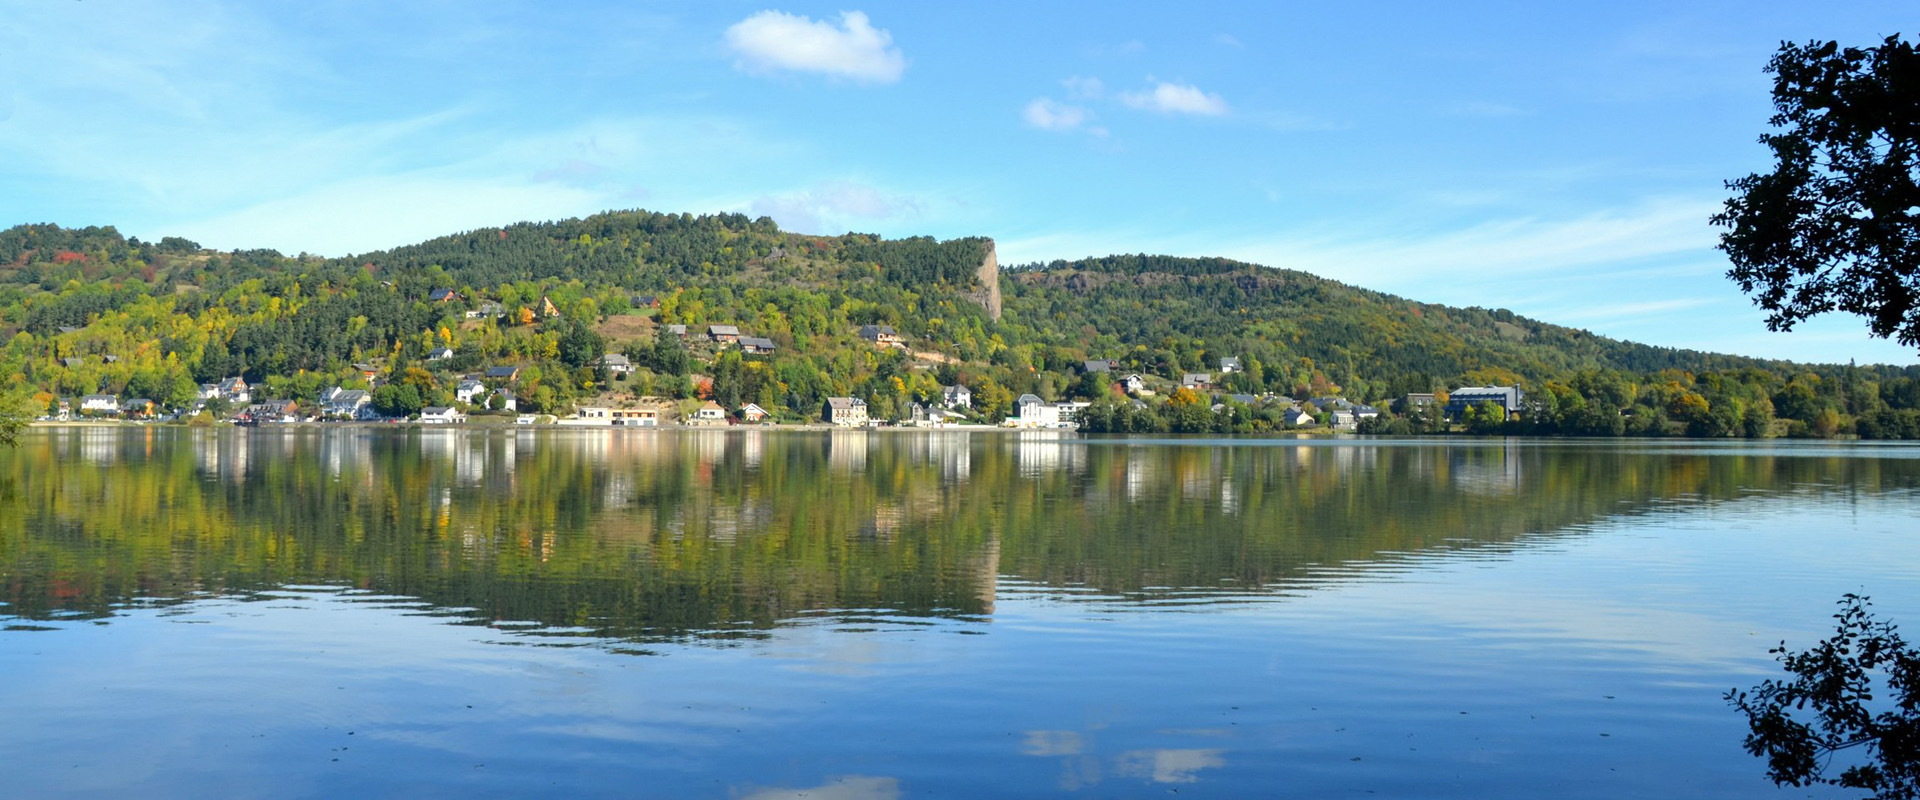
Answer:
[1119, 80, 1228, 116]
[1215, 34, 1244, 48]
[1023, 98, 1090, 132]
[1062, 75, 1105, 99]
[747, 180, 923, 234]
[723, 10, 906, 83]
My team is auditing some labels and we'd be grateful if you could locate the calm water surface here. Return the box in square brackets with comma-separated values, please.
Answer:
[2, 428, 1917, 798]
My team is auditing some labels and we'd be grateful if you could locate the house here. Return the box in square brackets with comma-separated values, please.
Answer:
[199, 383, 220, 400]
[707, 325, 741, 344]
[489, 388, 517, 412]
[1226, 393, 1259, 406]
[419, 406, 465, 424]
[1219, 356, 1242, 374]
[102, 354, 119, 364]
[739, 336, 777, 355]
[1309, 397, 1354, 412]
[1402, 392, 1436, 409]
[1353, 404, 1381, 420]
[576, 407, 611, 422]
[1181, 373, 1213, 391]
[740, 403, 769, 423]
[941, 384, 973, 410]
[906, 402, 964, 427]
[352, 363, 380, 382]
[858, 324, 902, 345]
[610, 407, 657, 426]
[632, 295, 660, 309]
[428, 347, 455, 361]
[428, 288, 460, 303]
[1008, 395, 1087, 429]
[666, 324, 688, 338]
[238, 399, 298, 424]
[1083, 359, 1117, 374]
[54, 399, 71, 421]
[1445, 386, 1525, 420]
[466, 301, 503, 319]
[1285, 407, 1316, 427]
[485, 365, 521, 382]
[691, 400, 728, 425]
[217, 377, 251, 405]
[1329, 409, 1359, 429]
[824, 397, 869, 426]
[597, 354, 634, 375]
[1123, 374, 1147, 395]
[455, 379, 487, 405]
[121, 398, 156, 419]
[320, 387, 372, 419]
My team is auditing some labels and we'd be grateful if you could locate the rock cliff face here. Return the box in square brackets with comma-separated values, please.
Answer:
[971, 239, 1003, 320]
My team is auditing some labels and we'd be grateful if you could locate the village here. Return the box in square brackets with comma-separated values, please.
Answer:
[41, 297, 1526, 433]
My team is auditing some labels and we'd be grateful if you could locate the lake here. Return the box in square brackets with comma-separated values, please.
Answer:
[2, 427, 1916, 798]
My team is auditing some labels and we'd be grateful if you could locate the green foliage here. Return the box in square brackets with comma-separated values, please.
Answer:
[1728, 595, 1920, 799]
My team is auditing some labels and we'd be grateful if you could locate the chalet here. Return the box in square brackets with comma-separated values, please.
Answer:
[666, 324, 688, 338]
[419, 406, 465, 424]
[1123, 374, 1147, 395]
[121, 398, 156, 419]
[242, 399, 299, 423]
[941, 384, 972, 410]
[858, 324, 902, 345]
[199, 383, 220, 400]
[61, 357, 83, 368]
[456, 379, 487, 404]
[1328, 409, 1358, 430]
[597, 354, 634, 375]
[1181, 373, 1213, 391]
[54, 399, 71, 421]
[217, 377, 251, 405]
[1083, 359, 1117, 374]
[632, 295, 660, 309]
[428, 288, 460, 303]
[740, 403, 769, 423]
[485, 366, 521, 382]
[739, 336, 777, 355]
[1445, 386, 1525, 420]
[691, 401, 728, 425]
[707, 325, 741, 344]
[1284, 407, 1316, 427]
[466, 301, 503, 319]
[320, 387, 372, 419]
[490, 388, 517, 412]
[1219, 356, 1242, 374]
[825, 397, 869, 427]
[428, 347, 455, 361]
[610, 407, 657, 426]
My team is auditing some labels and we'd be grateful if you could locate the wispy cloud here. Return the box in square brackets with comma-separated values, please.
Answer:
[1214, 34, 1244, 48]
[1448, 101, 1529, 118]
[1119, 80, 1228, 116]
[747, 180, 924, 235]
[1061, 75, 1105, 99]
[1022, 98, 1104, 136]
[723, 10, 906, 84]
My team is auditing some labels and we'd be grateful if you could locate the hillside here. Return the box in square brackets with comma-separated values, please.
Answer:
[1, 211, 1916, 437]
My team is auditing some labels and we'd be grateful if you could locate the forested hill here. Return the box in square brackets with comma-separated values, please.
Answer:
[2, 210, 1916, 437]
[998, 253, 1801, 401]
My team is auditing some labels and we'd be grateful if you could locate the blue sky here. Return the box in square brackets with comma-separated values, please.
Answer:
[2, 1, 1914, 365]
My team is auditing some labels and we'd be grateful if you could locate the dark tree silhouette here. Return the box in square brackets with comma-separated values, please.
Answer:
[1714, 35, 1920, 349]
[1728, 595, 1920, 799]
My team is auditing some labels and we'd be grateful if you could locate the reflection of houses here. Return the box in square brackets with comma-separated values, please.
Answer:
[825, 397, 868, 426]
[827, 429, 869, 472]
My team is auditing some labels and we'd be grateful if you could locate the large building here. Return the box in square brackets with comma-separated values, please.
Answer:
[825, 397, 869, 426]
[1445, 386, 1525, 419]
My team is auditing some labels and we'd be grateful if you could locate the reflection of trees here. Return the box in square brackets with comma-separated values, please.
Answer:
[3, 431, 1913, 647]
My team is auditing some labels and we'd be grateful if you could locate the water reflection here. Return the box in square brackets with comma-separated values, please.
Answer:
[3, 429, 1917, 652]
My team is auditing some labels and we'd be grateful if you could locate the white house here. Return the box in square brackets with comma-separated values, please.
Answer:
[490, 388, 517, 412]
[419, 406, 465, 424]
[1219, 357, 1242, 374]
[320, 387, 372, 419]
[825, 397, 868, 427]
[1285, 407, 1316, 427]
[80, 394, 120, 414]
[217, 377, 251, 405]
[1123, 374, 1147, 395]
[597, 354, 634, 375]
[428, 347, 455, 361]
[691, 401, 728, 425]
[1007, 394, 1085, 429]
[740, 403, 770, 422]
[456, 379, 488, 405]
[941, 384, 972, 410]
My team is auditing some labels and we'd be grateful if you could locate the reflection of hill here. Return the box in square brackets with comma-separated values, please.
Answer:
[3, 430, 1915, 646]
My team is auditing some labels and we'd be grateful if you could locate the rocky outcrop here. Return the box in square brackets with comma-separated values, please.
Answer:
[969, 239, 1003, 321]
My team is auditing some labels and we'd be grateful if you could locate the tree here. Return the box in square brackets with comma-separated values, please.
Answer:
[1728, 595, 1920, 799]
[1714, 35, 1920, 349]
[0, 389, 30, 446]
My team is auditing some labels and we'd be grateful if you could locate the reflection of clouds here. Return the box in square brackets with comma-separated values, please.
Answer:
[1115, 748, 1226, 783]
[738, 775, 900, 800]
[1021, 729, 1083, 756]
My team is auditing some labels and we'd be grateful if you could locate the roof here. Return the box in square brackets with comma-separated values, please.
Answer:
[330, 390, 369, 402]
[826, 396, 866, 409]
[485, 366, 519, 378]
[667, 324, 688, 335]
[458, 378, 485, 389]
[422, 406, 455, 415]
[1220, 357, 1242, 367]
[61, 357, 83, 367]
[1182, 373, 1211, 383]
[943, 384, 970, 394]
[428, 288, 457, 301]
[1227, 394, 1257, 405]
[740, 336, 777, 350]
[708, 324, 741, 336]
[700, 401, 724, 410]
[1017, 393, 1044, 405]
[82, 394, 116, 402]
[1083, 360, 1114, 373]
[599, 353, 631, 366]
